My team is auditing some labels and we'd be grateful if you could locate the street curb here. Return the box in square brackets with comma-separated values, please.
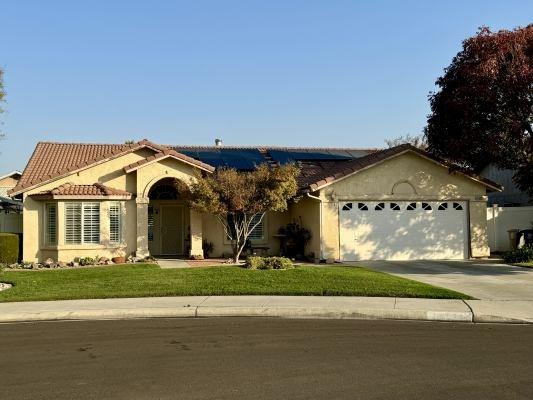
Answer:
[2, 296, 531, 324]
[0, 306, 473, 323]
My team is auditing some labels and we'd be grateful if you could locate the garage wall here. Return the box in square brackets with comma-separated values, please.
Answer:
[487, 206, 533, 252]
[316, 151, 490, 260]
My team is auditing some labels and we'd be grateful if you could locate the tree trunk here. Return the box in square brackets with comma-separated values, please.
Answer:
[232, 243, 245, 264]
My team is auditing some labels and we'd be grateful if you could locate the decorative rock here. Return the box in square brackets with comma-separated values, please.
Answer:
[72, 262, 80, 268]
[98, 257, 110, 265]
[44, 258, 55, 268]
[31, 263, 40, 269]
[57, 261, 66, 268]
[0, 282, 12, 292]
[9, 263, 19, 269]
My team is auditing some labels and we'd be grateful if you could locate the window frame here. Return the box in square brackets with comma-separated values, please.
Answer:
[109, 201, 122, 245]
[224, 213, 267, 243]
[64, 202, 101, 245]
[44, 202, 58, 246]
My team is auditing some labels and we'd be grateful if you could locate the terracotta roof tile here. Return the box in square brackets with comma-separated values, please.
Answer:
[31, 183, 132, 198]
[123, 149, 215, 173]
[10, 140, 169, 195]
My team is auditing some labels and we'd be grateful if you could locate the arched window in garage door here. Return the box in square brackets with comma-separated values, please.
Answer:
[453, 202, 463, 210]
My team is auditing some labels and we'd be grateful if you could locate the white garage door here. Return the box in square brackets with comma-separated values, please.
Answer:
[340, 201, 468, 261]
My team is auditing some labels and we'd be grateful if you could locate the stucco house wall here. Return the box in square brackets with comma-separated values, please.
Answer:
[22, 149, 153, 262]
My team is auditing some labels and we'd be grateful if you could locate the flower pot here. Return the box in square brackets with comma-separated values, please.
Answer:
[112, 256, 126, 264]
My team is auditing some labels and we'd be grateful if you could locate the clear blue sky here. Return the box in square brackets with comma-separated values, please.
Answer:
[1, 0, 531, 172]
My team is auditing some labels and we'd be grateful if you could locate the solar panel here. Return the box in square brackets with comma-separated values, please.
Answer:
[268, 149, 354, 164]
[175, 148, 264, 170]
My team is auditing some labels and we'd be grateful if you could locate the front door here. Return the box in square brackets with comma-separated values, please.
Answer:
[160, 205, 184, 255]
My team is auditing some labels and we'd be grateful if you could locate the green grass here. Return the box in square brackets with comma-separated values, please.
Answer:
[0, 264, 472, 302]
[516, 262, 533, 268]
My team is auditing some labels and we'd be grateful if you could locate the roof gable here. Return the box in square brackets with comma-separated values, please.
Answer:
[301, 144, 503, 193]
[124, 149, 215, 174]
[9, 140, 166, 196]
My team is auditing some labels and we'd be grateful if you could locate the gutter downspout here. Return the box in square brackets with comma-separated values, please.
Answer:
[306, 192, 323, 261]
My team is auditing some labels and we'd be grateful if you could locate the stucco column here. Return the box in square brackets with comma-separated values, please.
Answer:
[189, 209, 204, 259]
[136, 197, 150, 258]
[469, 199, 490, 258]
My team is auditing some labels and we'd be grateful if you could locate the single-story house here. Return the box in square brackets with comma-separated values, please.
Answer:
[9, 140, 502, 263]
[0, 170, 23, 233]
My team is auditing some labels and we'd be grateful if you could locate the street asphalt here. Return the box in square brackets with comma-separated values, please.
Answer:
[1, 318, 533, 400]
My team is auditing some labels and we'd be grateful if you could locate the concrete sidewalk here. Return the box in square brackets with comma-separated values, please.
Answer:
[1, 296, 532, 324]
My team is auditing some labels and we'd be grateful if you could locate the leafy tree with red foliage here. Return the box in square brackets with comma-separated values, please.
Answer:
[425, 25, 533, 196]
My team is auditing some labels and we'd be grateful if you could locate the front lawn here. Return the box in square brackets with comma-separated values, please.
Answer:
[516, 262, 533, 268]
[0, 264, 471, 302]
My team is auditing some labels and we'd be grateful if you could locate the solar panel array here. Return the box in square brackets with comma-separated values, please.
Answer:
[175, 148, 265, 170]
[268, 149, 363, 164]
[174, 147, 369, 170]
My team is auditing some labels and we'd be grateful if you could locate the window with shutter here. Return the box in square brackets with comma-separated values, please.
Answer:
[83, 203, 100, 244]
[148, 206, 154, 241]
[65, 202, 100, 245]
[109, 202, 121, 244]
[226, 214, 265, 241]
[248, 214, 264, 240]
[45, 203, 57, 245]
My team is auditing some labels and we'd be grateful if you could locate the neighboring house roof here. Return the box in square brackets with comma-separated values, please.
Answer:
[30, 183, 132, 200]
[479, 164, 531, 206]
[0, 170, 22, 181]
[299, 144, 503, 193]
[0, 195, 22, 211]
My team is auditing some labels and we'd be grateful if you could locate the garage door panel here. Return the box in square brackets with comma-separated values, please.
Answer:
[340, 201, 467, 261]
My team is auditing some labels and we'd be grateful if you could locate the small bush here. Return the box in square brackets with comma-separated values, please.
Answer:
[246, 256, 266, 270]
[0, 233, 19, 264]
[503, 245, 533, 264]
[245, 256, 293, 270]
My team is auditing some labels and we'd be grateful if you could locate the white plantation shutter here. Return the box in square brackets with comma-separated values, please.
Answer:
[65, 203, 82, 244]
[83, 203, 100, 244]
[248, 214, 264, 240]
[64, 202, 100, 245]
[45, 203, 57, 245]
[109, 202, 122, 244]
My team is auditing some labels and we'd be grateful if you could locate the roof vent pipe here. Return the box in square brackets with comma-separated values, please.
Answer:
[215, 138, 223, 147]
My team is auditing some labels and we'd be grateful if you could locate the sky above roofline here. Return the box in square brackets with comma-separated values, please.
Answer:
[0, 0, 531, 173]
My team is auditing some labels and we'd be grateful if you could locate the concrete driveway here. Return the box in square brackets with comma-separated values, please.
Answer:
[357, 259, 533, 300]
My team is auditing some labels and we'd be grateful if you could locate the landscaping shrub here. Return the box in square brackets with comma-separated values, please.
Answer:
[245, 256, 294, 270]
[246, 256, 266, 270]
[0, 233, 19, 264]
[503, 245, 533, 264]
[267, 257, 294, 270]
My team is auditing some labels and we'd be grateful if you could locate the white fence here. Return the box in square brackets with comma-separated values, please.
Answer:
[487, 206, 533, 252]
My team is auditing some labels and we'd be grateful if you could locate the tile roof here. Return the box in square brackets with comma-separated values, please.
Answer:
[124, 149, 215, 173]
[31, 183, 132, 198]
[10, 140, 182, 196]
[10, 139, 502, 197]
[300, 144, 503, 192]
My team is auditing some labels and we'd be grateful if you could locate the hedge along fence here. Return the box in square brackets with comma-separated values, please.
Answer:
[0, 233, 19, 264]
